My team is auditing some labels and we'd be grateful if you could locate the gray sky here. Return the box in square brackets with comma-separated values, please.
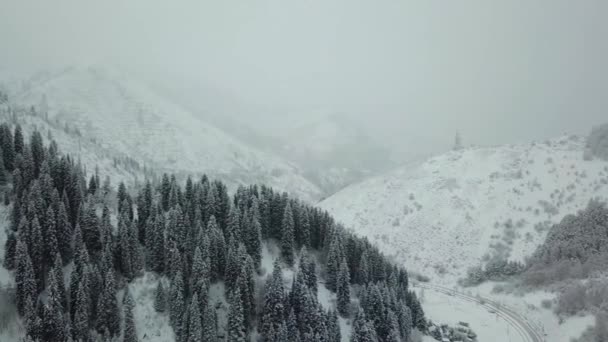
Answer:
[1, 0, 607, 157]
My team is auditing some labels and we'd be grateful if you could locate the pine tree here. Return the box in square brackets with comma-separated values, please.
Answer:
[397, 304, 412, 342]
[0, 153, 8, 186]
[286, 309, 299, 342]
[14, 124, 24, 156]
[44, 206, 60, 266]
[161, 174, 171, 212]
[152, 214, 166, 273]
[56, 201, 72, 262]
[226, 205, 241, 240]
[42, 300, 65, 342]
[154, 281, 167, 313]
[261, 261, 285, 336]
[122, 289, 137, 342]
[327, 309, 341, 342]
[73, 268, 91, 342]
[246, 205, 262, 269]
[239, 256, 256, 328]
[325, 235, 342, 292]
[224, 239, 242, 290]
[169, 271, 186, 331]
[351, 309, 376, 342]
[298, 208, 311, 248]
[337, 258, 351, 316]
[227, 286, 247, 342]
[357, 251, 369, 285]
[24, 295, 41, 340]
[15, 236, 37, 315]
[28, 215, 44, 290]
[52, 254, 67, 312]
[202, 305, 217, 342]
[281, 203, 295, 266]
[186, 293, 202, 342]
[96, 270, 120, 336]
[2, 231, 17, 270]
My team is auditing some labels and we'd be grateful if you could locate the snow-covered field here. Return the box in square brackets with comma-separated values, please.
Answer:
[472, 282, 594, 342]
[320, 135, 608, 284]
[414, 286, 526, 342]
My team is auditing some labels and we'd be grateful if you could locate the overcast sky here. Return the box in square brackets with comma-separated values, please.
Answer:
[1, 0, 607, 157]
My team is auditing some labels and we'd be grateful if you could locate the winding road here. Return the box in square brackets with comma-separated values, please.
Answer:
[412, 282, 546, 342]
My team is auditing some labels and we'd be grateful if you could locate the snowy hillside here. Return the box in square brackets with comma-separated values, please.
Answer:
[320, 135, 608, 284]
[4, 66, 321, 201]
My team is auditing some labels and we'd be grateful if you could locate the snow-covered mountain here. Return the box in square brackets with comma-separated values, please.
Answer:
[4, 66, 321, 200]
[320, 135, 608, 284]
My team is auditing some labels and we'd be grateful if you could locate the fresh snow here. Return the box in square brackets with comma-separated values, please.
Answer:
[320, 135, 608, 284]
[5, 66, 322, 201]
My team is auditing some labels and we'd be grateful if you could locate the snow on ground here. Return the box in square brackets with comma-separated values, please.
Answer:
[320, 135, 608, 284]
[414, 286, 527, 342]
[6, 66, 322, 201]
[129, 273, 175, 342]
[471, 282, 594, 342]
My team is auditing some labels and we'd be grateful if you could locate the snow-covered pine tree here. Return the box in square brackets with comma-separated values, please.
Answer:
[337, 258, 351, 316]
[122, 289, 137, 342]
[357, 250, 370, 285]
[72, 267, 91, 342]
[15, 236, 37, 316]
[169, 271, 186, 333]
[327, 309, 341, 342]
[227, 286, 247, 342]
[238, 255, 256, 328]
[186, 293, 202, 342]
[154, 280, 167, 313]
[351, 309, 376, 342]
[56, 201, 72, 262]
[202, 304, 218, 342]
[261, 261, 285, 336]
[287, 309, 300, 342]
[96, 270, 120, 336]
[397, 303, 412, 341]
[42, 270, 66, 342]
[2, 231, 16, 270]
[281, 203, 295, 266]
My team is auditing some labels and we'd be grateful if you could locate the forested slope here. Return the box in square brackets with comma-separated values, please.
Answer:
[0, 120, 425, 342]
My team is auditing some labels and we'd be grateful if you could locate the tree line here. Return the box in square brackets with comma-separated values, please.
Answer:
[1, 120, 425, 342]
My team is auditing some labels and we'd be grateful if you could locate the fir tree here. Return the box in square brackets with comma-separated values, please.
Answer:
[186, 293, 202, 342]
[0, 153, 8, 186]
[96, 270, 120, 336]
[169, 271, 186, 331]
[327, 309, 341, 342]
[2, 231, 17, 270]
[14, 124, 24, 156]
[281, 203, 295, 266]
[357, 251, 369, 285]
[56, 201, 72, 262]
[337, 258, 351, 316]
[73, 268, 91, 342]
[397, 304, 412, 342]
[15, 237, 37, 316]
[261, 261, 285, 336]
[154, 281, 167, 313]
[202, 305, 217, 342]
[43, 271, 66, 342]
[52, 254, 67, 312]
[246, 205, 262, 269]
[351, 309, 376, 342]
[227, 286, 247, 342]
[122, 289, 137, 342]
